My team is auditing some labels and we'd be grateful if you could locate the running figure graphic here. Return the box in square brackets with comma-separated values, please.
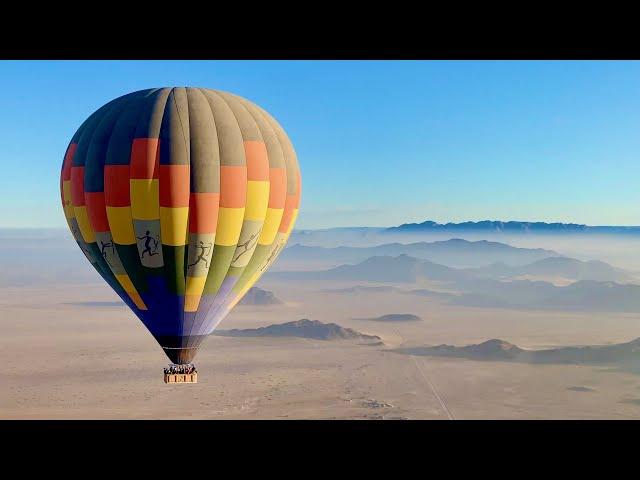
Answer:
[260, 243, 282, 272]
[232, 233, 258, 263]
[100, 240, 116, 267]
[188, 241, 213, 269]
[100, 240, 115, 260]
[137, 230, 159, 258]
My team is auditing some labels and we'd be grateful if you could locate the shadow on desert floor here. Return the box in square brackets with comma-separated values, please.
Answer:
[63, 301, 125, 308]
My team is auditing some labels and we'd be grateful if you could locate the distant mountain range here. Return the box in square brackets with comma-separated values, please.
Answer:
[287, 221, 640, 248]
[281, 238, 558, 269]
[468, 256, 634, 283]
[273, 254, 468, 283]
[213, 319, 381, 342]
[394, 337, 640, 365]
[273, 253, 635, 285]
[386, 220, 640, 235]
[452, 279, 640, 312]
[272, 252, 640, 312]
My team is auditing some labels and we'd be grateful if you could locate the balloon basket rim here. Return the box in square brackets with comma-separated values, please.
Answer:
[163, 364, 198, 384]
[163, 372, 198, 384]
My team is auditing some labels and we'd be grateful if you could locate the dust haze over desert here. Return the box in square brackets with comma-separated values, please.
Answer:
[5, 223, 640, 419]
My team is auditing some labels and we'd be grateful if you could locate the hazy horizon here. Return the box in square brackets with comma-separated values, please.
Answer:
[7, 216, 640, 233]
[5, 221, 640, 418]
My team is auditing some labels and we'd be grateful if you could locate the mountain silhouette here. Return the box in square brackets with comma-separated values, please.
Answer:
[387, 220, 589, 233]
[467, 256, 634, 283]
[281, 238, 558, 268]
[238, 287, 282, 306]
[452, 279, 640, 312]
[272, 254, 469, 283]
[213, 319, 381, 341]
[385, 220, 640, 235]
[394, 337, 640, 365]
[274, 250, 635, 292]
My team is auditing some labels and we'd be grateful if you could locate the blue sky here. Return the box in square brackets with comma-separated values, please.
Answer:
[2, 60, 640, 229]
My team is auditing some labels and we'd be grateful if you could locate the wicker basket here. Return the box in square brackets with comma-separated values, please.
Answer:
[164, 373, 198, 384]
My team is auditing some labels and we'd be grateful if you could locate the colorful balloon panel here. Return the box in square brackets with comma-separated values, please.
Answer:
[60, 88, 301, 364]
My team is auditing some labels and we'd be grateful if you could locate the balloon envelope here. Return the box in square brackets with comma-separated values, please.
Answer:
[60, 88, 301, 364]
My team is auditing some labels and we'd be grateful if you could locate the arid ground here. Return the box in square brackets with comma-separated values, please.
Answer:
[4, 271, 640, 419]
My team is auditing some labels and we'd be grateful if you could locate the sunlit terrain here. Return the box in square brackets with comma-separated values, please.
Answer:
[3, 225, 640, 419]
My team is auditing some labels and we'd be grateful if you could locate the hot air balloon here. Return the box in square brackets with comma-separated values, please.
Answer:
[60, 88, 301, 382]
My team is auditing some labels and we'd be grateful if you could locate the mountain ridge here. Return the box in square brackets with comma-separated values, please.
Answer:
[394, 337, 640, 364]
[466, 256, 634, 283]
[386, 220, 640, 234]
[213, 319, 381, 342]
[273, 253, 635, 285]
[281, 238, 559, 269]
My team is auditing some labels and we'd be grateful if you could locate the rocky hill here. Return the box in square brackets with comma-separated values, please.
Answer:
[214, 319, 381, 342]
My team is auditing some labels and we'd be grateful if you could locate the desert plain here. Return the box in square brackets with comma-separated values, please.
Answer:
[3, 225, 640, 419]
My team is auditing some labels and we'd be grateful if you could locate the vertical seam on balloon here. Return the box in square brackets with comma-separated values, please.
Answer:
[224, 94, 281, 307]
[65, 92, 152, 333]
[213, 91, 267, 310]
[189, 89, 247, 339]
[86, 93, 148, 310]
[182, 87, 203, 348]
[185, 88, 221, 347]
[172, 88, 190, 168]
[198, 90, 251, 333]
[175, 88, 191, 341]
[227, 104, 289, 314]
[157, 87, 173, 284]
[78, 98, 141, 311]
[200, 94, 268, 332]
[201, 91, 254, 328]
[162, 87, 189, 339]
[199, 92, 280, 335]
[253, 103, 291, 233]
[67, 108, 114, 294]
[182, 88, 196, 347]
[127, 88, 164, 280]
[230, 103, 298, 307]
[187, 88, 230, 342]
[158, 88, 174, 279]
[127, 87, 171, 328]
[127, 88, 173, 334]
[261, 105, 301, 231]
[104, 92, 151, 308]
